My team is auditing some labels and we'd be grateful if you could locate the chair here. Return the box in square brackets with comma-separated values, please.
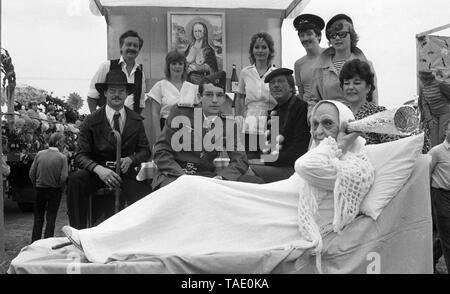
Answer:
[86, 130, 122, 228]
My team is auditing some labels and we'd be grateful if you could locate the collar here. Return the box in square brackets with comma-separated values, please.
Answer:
[48, 147, 59, 152]
[105, 105, 126, 122]
[444, 140, 450, 150]
[119, 56, 139, 73]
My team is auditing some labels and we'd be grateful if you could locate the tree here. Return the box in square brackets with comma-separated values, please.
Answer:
[66, 92, 83, 110]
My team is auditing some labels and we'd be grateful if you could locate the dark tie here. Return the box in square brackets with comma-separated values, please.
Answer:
[113, 112, 121, 133]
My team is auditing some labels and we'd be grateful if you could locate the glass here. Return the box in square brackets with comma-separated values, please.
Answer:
[329, 31, 350, 39]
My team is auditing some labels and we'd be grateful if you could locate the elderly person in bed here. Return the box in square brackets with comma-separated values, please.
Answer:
[60, 100, 374, 273]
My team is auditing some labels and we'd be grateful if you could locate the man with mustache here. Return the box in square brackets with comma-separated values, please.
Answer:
[293, 14, 325, 117]
[67, 70, 152, 229]
[87, 30, 146, 114]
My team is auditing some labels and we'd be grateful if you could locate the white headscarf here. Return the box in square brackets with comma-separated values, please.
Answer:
[309, 100, 366, 153]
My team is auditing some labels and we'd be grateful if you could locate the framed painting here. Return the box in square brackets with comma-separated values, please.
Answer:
[168, 12, 226, 81]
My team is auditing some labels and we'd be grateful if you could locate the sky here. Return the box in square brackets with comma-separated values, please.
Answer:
[2, 0, 450, 114]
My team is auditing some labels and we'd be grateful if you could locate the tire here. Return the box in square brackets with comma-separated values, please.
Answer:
[18, 202, 34, 212]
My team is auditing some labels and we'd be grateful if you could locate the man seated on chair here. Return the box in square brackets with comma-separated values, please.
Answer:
[152, 71, 263, 190]
[67, 69, 152, 229]
[250, 68, 311, 183]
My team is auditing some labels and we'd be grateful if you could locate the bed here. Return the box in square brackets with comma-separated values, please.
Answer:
[7, 154, 432, 274]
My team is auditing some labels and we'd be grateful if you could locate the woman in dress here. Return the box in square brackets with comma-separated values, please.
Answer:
[311, 14, 378, 107]
[235, 32, 278, 158]
[184, 21, 218, 77]
[340, 58, 398, 144]
[61, 100, 374, 273]
[147, 50, 198, 140]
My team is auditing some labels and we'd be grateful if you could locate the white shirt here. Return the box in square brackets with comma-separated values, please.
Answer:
[146, 80, 198, 118]
[236, 64, 277, 113]
[105, 105, 126, 133]
[429, 140, 450, 190]
[88, 56, 147, 109]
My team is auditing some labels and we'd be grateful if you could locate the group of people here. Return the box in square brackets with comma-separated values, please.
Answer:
[26, 12, 449, 274]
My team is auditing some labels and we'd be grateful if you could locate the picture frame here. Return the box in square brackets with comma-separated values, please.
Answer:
[167, 11, 226, 79]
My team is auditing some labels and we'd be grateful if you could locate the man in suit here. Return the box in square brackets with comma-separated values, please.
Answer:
[67, 70, 152, 229]
[152, 71, 263, 190]
[251, 68, 311, 183]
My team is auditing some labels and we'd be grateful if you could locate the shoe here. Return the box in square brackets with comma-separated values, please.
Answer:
[62, 225, 83, 251]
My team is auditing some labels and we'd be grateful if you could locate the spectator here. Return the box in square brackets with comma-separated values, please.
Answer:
[29, 132, 68, 242]
[428, 120, 450, 273]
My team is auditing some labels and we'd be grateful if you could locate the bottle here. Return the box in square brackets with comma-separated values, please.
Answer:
[230, 64, 239, 93]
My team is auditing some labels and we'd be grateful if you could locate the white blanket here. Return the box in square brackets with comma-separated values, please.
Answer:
[80, 174, 315, 267]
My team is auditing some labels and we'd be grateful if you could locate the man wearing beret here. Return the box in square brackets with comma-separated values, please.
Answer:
[152, 71, 263, 190]
[67, 69, 152, 229]
[293, 14, 325, 108]
[250, 68, 310, 183]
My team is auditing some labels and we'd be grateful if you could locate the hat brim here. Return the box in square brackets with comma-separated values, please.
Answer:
[95, 83, 135, 95]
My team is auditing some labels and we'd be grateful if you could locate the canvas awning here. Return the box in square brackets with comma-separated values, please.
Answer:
[89, 0, 309, 18]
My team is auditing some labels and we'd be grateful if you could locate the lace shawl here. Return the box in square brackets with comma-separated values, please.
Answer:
[296, 137, 375, 273]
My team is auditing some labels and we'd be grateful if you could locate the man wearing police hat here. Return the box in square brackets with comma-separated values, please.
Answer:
[293, 14, 325, 105]
[250, 68, 310, 183]
[152, 71, 263, 190]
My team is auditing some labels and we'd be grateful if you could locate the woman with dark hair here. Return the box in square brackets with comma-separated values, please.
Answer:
[185, 22, 218, 77]
[340, 59, 396, 144]
[146, 50, 198, 139]
[311, 14, 378, 107]
[235, 32, 278, 158]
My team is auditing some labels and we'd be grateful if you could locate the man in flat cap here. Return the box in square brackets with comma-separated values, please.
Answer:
[418, 70, 450, 148]
[67, 69, 152, 229]
[293, 14, 325, 107]
[152, 71, 263, 190]
[250, 68, 310, 183]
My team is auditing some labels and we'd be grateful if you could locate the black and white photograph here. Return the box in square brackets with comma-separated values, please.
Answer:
[0, 0, 449, 279]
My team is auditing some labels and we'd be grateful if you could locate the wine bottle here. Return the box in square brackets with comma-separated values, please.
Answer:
[230, 64, 239, 93]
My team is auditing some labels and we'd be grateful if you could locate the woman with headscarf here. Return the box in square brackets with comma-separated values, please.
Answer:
[340, 59, 398, 144]
[61, 100, 374, 273]
[311, 14, 378, 107]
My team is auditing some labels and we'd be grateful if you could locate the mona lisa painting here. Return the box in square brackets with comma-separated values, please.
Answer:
[168, 12, 225, 83]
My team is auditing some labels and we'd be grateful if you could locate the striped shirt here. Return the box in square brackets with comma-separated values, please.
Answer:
[421, 80, 450, 116]
[332, 59, 346, 76]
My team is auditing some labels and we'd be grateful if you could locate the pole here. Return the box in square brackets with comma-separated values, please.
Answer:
[0, 0, 7, 274]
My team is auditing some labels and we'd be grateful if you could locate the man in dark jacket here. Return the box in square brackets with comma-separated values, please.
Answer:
[152, 71, 263, 190]
[67, 70, 152, 229]
[251, 68, 311, 182]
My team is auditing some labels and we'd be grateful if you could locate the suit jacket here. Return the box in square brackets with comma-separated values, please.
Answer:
[265, 95, 310, 167]
[75, 106, 150, 175]
[153, 104, 248, 188]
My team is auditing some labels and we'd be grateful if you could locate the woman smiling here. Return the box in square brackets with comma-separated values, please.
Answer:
[340, 59, 398, 144]
[311, 14, 378, 107]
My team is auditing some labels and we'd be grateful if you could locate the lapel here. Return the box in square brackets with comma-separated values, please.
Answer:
[121, 107, 139, 143]
[92, 107, 116, 148]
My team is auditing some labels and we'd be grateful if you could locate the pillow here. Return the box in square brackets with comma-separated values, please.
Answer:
[360, 133, 424, 220]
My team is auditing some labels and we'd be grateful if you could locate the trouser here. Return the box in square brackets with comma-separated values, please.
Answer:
[431, 187, 450, 272]
[66, 169, 152, 229]
[31, 187, 62, 242]
[250, 165, 294, 183]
